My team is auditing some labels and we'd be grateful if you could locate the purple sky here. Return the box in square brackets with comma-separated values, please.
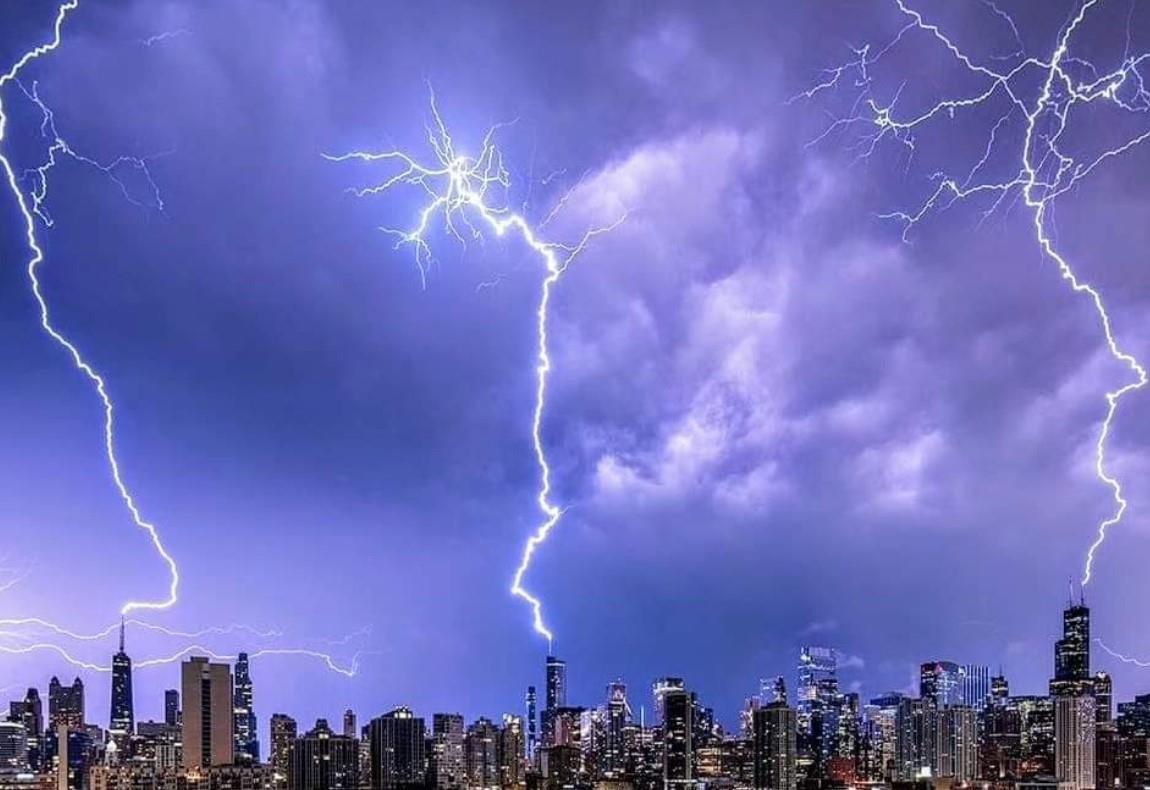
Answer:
[2, 0, 1150, 738]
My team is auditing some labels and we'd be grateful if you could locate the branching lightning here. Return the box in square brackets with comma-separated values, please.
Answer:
[1095, 636, 1150, 667]
[0, 0, 178, 617]
[0, 642, 364, 678]
[327, 89, 623, 646]
[0, 2, 364, 683]
[805, 0, 1150, 587]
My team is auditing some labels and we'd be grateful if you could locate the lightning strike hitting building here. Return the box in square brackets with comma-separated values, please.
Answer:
[805, 0, 1150, 588]
[327, 89, 623, 646]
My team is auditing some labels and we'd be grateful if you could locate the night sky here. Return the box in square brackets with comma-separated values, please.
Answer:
[2, 0, 1150, 738]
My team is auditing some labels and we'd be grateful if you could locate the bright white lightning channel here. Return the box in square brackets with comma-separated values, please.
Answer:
[805, 0, 1150, 587]
[327, 91, 623, 647]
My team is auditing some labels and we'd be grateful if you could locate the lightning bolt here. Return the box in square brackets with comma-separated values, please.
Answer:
[0, 2, 365, 684]
[805, 0, 1150, 587]
[0, 0, 178, 616]
[1095, 637, 1150, 668]
[327, 88, 623, 646]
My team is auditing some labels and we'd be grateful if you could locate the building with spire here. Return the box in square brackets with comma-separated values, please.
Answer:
[109, 619, 134, 756]
[1051, 589, 1096, 790]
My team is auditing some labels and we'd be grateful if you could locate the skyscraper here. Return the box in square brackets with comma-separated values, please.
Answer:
[499, 714, 524, 790]
[233, 652, 258, 764]
[269, 713, 297, 788]
[164, 689, 180, 727]
[292, 718, 359, 790]
[796, 647, 837, 778]
[991, 673, 1009, 702]
[1055, 695, 1096, 790]
[430, 713, 464, 789]
[524, 687, 537, 763]
[960, 664, 990, 710]
[180, 656, 234, 769]
[919, 662, 962, 708]
[343, 710, 357, 739]
[1051, 595, 1096, 790]
[368, 707, 426, 790]
[1051, 596, 1092, 698]
[761, 677, 787, 706]
[109, 619, 134, 754]
[663, 688, 693, 789]
[465, 717, 499, 790]
[542, 656, 567, 748]
[47, 677, 84, 731]
[1094, 671, 1113, 723]
[0, 721, 27, 772]
[653, 677, 686, 727]
[753, 701, 797, 790]
[9, 688, 43, 770]
[604, 681, 629, 777]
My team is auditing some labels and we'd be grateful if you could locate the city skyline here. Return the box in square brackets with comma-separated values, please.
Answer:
[0, 592, 1138, 790]
[2, 0, 1150, 757]
[0, 589, 1137, 738]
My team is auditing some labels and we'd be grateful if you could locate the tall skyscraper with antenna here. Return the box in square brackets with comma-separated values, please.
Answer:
[109, 619, 134, 754]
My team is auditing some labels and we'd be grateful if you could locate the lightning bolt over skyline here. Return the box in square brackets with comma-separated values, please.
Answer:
[327, 88, 623, 648]
[805, 0, 1150, 588]
[0, 2, 364, 684]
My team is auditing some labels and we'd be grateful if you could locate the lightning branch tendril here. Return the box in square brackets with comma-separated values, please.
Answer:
[804, 0, 1150, 587]
[326, 88, 624, 647]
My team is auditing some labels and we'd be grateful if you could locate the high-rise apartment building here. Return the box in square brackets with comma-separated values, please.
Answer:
[269, 713, 297, 788]
[465, 717, 499, 790]
[292, 718, 359, 790]
[430, 713, 465, 789]
[180, 656, 234, 769]
[753, 701, 797, 790]
[368, 707, 426, 790]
